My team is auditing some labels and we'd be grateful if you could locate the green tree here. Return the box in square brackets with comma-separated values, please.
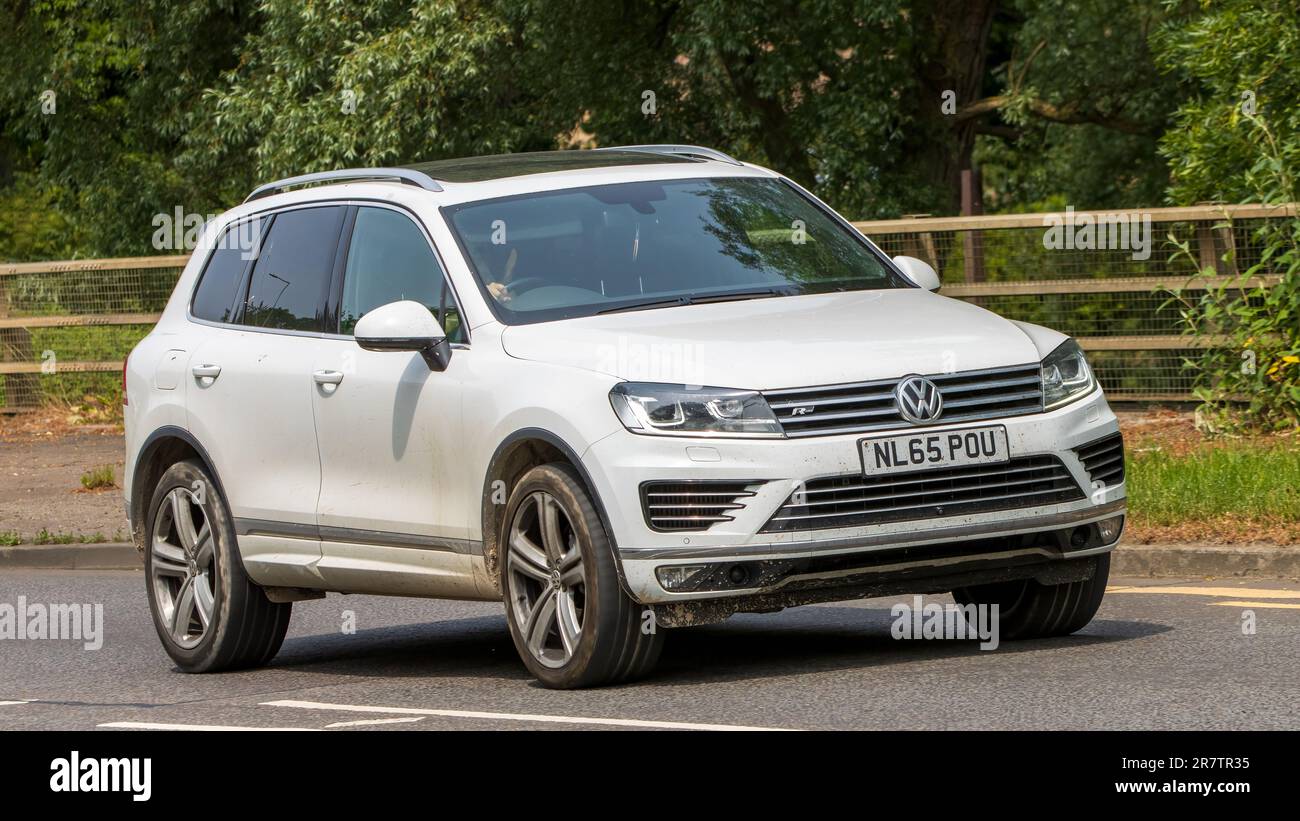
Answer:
[0, 0, 258, 258]
[189, 0, 1181, 220]
[975, 0, 1178, 211]
[0, 0, 1195, 264]
[1156, 0, 1300, 428]
[182, 0, 564, 202]
[1154, 0, 1300, 205]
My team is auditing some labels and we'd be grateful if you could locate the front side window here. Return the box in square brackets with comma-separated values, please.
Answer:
[241, 206, 345, 331]
[444, 177, 907, 324]
[339, 207, 463, 341]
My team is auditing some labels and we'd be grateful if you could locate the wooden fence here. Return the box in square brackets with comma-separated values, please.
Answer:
[0, 203, 1293, 410]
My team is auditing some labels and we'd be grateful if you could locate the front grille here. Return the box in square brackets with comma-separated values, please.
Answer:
[763, 363, 1044, 438]
[761, 455, 1084, 533]
[1075, 433, 1125, 487]
[640, 481, 759, 532]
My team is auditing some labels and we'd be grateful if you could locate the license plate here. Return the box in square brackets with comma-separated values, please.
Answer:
[858, 426, 1009, 476]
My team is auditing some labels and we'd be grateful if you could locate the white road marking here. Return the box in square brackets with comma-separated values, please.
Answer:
[1108, 586, 1300, 599]
[325, 716, 426, 728]
[0, 700, 30, 706]
[99, 721, 319, 731]
[1211, 601, 1300, 610]
[262, 699, 795, 731]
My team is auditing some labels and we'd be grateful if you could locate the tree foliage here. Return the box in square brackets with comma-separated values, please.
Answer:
[1156, 0, 1300, 429]
[1154, 0, 1300, 206]
[0, 1, 259, 257]
[0, 0, 1288, 262]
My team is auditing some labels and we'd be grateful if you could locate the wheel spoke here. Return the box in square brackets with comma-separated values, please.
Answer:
[171, 489, 199, 554]
[539, 494, 565, 564]
[172, 576, 196, 638]
[560, 559, 584, 589]
[524, 588, 558, 657]
[556, 590, 582, 657]
[558, 535, 582, 568]
[192, 520, 213, 567]
[509, 532, 550, 582]
[151, 539, 189, 577]
[192, 574, 215, 630]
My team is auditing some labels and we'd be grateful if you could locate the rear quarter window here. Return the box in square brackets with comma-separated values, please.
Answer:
[191, 220, 264, 323]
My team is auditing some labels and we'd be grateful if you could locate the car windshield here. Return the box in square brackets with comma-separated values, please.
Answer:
[443, 176, 909, 324]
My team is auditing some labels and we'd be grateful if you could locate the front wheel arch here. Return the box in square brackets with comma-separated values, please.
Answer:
[481, 428, 630, 598]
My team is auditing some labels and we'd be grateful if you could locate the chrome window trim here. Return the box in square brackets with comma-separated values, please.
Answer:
[185, 197, 471, 346]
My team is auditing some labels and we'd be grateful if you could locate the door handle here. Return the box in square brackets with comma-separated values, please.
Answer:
[191, 364, 221, 381]
[312, 369, 344, 386]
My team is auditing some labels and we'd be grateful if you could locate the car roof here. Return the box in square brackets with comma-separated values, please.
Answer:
[402, 149, 692, 183]
[241, 145, 778, 206]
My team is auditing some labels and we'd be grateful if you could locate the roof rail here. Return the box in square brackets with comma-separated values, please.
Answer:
[599, 144, 743, 166]
[244, 167, 444, 203]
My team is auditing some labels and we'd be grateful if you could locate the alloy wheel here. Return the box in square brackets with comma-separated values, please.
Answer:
[506, 491, 586, 668]
[150, 486, 216, 649]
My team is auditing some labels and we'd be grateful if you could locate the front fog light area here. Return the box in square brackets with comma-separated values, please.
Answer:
[1097, 514, 1124, 544]
[655, 560, 796, 593]
[656, 564, 709, 591]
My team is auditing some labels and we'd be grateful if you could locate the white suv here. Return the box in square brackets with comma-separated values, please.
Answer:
[124, 146, 1126, 688]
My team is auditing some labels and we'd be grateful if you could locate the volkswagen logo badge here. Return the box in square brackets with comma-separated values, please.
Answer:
[895, 375, 943, 424]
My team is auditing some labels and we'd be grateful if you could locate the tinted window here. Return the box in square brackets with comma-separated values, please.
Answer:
[444, 177, 906, 325]
[191, 219, 264, 323]
[241, 206, 344, 331]
[340, 207, 463, 341]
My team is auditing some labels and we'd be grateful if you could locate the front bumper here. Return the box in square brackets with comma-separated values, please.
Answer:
[580, 387, 1125, 605]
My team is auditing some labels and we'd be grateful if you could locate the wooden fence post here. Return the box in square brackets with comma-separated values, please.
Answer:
[0, 274, 39, 411]
[960, 168, 986, 285]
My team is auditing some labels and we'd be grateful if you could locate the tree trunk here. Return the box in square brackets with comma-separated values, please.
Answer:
[908, 0, 999, 214]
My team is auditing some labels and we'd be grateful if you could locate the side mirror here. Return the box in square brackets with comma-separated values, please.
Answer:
[354, 300, 451, 371]
[892, 255, 941, 292]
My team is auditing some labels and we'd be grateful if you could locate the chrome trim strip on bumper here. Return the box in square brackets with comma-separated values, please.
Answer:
[768, 543, 1113, 594]
[619, 498, 1127, 561]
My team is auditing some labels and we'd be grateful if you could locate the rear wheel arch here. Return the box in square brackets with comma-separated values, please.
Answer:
[130, 426, 230, 554]
[481, 428, 627, 596]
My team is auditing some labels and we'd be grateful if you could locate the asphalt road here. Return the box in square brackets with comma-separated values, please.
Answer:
[1, 569, 1297, 731]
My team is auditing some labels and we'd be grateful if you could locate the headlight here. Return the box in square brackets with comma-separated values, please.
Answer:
[1041, 339, 1096, 409]
[609, 383, 784, 437]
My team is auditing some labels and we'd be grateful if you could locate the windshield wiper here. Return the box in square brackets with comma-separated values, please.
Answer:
[596, 288, 788, 315]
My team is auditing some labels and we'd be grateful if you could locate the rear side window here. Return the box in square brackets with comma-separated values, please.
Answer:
[339, 207, 464, 341]
[191, 220, 263, 323]
[241, 206, 345, 331]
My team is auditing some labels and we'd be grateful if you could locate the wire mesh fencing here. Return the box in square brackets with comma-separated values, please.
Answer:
[853, 203, 1293, 400]
[0, 257, 185, 409]
[0, 203, 1293, 410]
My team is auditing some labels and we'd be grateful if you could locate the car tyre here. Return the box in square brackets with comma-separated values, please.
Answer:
[144, 459, 291, 672]
[501, 462, 664, 689]
[951, 554, 1110, 640]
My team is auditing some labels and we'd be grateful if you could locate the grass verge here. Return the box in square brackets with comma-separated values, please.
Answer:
[1123, 413, 1299, 544]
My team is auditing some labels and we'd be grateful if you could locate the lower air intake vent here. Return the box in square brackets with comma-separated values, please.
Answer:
[641, 481, 759, 532]
[762, 455, 1084, 533]
[1075, 433, 1125, 488]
